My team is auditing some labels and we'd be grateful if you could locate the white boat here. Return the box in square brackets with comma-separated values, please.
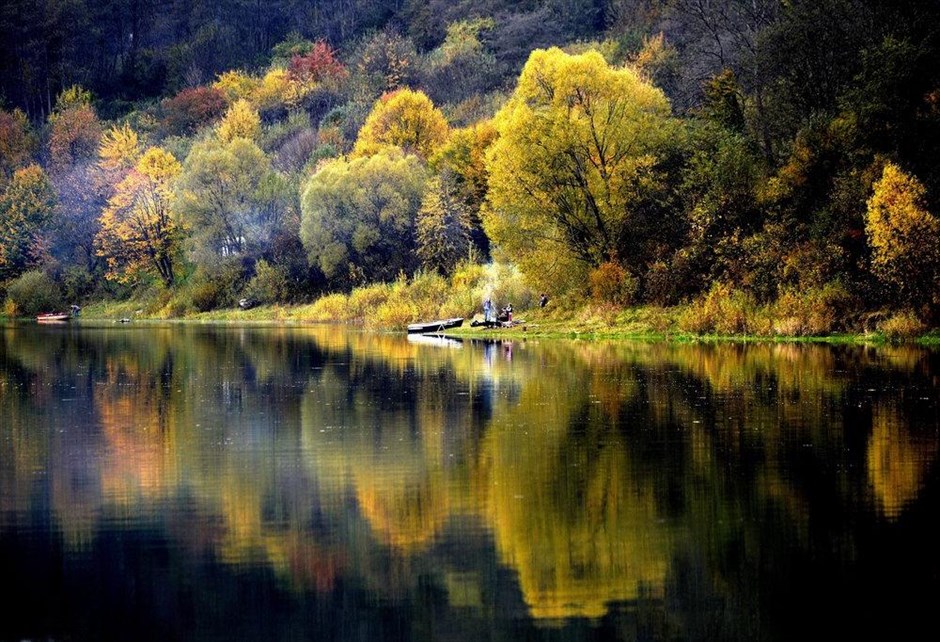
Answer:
[406, 317, 464, 334]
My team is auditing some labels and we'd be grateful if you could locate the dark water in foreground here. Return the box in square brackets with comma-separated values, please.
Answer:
[1, 322, 938, 641]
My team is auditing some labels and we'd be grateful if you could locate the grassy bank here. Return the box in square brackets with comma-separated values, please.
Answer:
[10, 263, 938, 343]
[69, 296, 940, 345]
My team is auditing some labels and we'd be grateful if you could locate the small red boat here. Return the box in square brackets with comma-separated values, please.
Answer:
[36, 312, 71, 322]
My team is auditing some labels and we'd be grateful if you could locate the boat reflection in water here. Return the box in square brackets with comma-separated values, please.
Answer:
[406, 333, 463, 348]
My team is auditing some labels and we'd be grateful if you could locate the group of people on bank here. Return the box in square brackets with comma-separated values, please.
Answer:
[482, 298, 511, 325]
[474, 293, 548, 328]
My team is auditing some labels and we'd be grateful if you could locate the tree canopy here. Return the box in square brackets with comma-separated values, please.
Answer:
[353, 89, 449, 160]
[216, 100, 262, 144]
[866, 163, 940, 310]
[300, 149, 428, 285]
[95, 147, 183, 286]
[484, 47, 684, 286]
[416, 175, 474, 275]
[177, 137, 275, 263]
[0, 109, 36, 181]
[0, 165, 57, 279]
[0, 0, 938, 330]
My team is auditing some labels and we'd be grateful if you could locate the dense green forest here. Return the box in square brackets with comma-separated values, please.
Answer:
[1, 0, 939, 335]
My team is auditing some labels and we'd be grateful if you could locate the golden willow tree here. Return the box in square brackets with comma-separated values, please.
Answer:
[865, 162, 940, 311]
[300, 149, 428, 285]
[484, 48, 684, 293]
[352, 88, 449, 160]
[215, 99, 262, 144]
[95, 147, 183, 286]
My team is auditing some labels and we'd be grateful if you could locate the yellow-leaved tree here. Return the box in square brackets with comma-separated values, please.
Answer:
[865, 162, 940, 309]
[253, 68, 310, 112]
[213, 70, 261, 103]
[484, 47, 684, 295]
[95, 147, 183, 286]
[431, 121, 497, 212]
[216, 99, 262, 143]
[98, 123, 142, 173]
[353, 89, 449, 160]
[300, 149, 428, 285]
[431, 121, 498, 257]
[177, 136, 271, 259]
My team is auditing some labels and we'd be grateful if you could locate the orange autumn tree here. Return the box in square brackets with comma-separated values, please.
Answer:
[95, 147, 183, 286]
[48, 86, 103, 168]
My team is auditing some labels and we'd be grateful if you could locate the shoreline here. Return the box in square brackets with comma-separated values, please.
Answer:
[7, 302, 939, 345]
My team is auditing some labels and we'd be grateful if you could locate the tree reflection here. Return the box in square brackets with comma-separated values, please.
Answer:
[478, 393, 671, 620]
[1, 323, 939, 636]
[867, 402, 939, 519]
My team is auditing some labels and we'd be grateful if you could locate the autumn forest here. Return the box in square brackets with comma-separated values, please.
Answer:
[1, 0, 939, 336]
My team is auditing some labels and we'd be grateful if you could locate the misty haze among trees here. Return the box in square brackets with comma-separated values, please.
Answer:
[1, 0, 938, 335]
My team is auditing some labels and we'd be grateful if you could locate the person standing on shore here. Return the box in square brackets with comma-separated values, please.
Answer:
[483, 298, 494, 324]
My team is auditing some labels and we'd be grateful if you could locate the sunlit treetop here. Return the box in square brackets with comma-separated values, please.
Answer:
[353, 88, 449, 160]
[431, 121, 498, 210]
[98, 123, 142, 173]
[253, 68, 312, 111]
[54, 85, 93, 113]
[213, 70, 261, 104]
[216, 99, 262, 143]
[865, 162, 940, 306]
[135, 146, 183, 182]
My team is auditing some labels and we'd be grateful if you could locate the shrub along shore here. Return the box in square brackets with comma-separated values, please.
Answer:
[65, 301, 940, 345]
[56, 266, 940, 344]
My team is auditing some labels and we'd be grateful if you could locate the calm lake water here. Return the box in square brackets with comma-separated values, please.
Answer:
[1, 322, 938, 641]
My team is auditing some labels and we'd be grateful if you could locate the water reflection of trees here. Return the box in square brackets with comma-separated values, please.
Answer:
[2, 325, 939, 633]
